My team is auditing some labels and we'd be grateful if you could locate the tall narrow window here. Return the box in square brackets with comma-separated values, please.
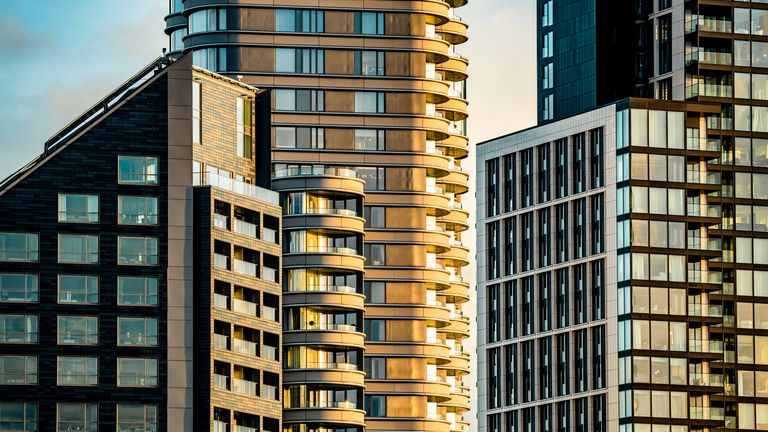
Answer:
[556, 268, 569, 328]
[555, 138, 568, 197]
[487, 222, 500, 280]
[557, 333, 570, 396]
[573, 264, 587, 324]
[539, 337, 552, 399]
[543, 63, 553, 89]
[538, 143, 550, 203]
[555, 204, 568, 263]
[591, 193, 604, 255]
[592, 260, 605, 320]
[355, 12, 385, 35]
[539, 272, 551, 331]
[504, 217, 517, 276]
[236, 97, 253, 159]
[542, 0, 553, 26]
[539, 208, 550, 267]
[192, 82, 201, 143]
[486, 158, 500, 216]
[590, 128, 603, 188]
[573, 199, 586, 259]
[573, 133, 586, 193]
[574, 329, 587, 392]
[520, 149, 533, 208]
[355, 51, 385, 76]
[657, 15, 672, 74]
[522, 276, 534, 336]
[593, 325, 606, 389]
[488, 284, 500, 343]
[522, 340, 535, 402]
[521, 213, 534, 272]
[542, 31, 553, 58]
[503, 153, 516, 212]
[505, 280, 517, 339]
[354, 92, 385, 113]
[505, 344, 517, 405]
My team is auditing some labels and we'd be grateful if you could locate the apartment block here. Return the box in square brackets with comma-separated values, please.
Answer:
[166, 2, 472, 432]
[0, 56, 281, 431]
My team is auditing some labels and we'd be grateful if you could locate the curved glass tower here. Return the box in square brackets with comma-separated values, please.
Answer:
[166, 1, 471, 431]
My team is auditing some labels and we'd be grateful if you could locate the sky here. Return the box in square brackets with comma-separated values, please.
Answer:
[0, 0, 536, 425]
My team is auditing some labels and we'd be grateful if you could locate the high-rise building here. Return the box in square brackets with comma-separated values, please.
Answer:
[480, 0, 768, 431]
[165, 2, 472, 432]
[0, 56, 282, 431]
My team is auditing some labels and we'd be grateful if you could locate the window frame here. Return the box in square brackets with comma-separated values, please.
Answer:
[118, 155, 159, 185]
[58, 193, 99, 224]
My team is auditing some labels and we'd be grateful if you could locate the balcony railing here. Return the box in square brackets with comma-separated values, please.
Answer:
[689, 339, 724, 353]
[686, 16, 733, 34]
[292, 246, 358, 255]
[263, 227, 277, 244]
[688, 270, 723, 284]
[213, 420, 229, 432]
[686, 83, 733, 99]
[233, 259, 258, 277]
[263, 345, 278, 361]
[689, 372, 724, 386]
[235, 426, 257, 432]
[304, 207, 358, 217]
[263, 305, 278, 322]
[274, 166, 357, 179]
[233, 339, 258, 357]
[233, 298, 258, 316]
[233, 378, 258, 396]
[214, 334, 229, 350]
[687, 204, 721, 218]
[234, 219, 259, 238]
[214, 374, 228, 390]
[263, 267, 278, 283]
[263, 384, 278, 400]
[199, 172, 279, 205]
[299, 323, 357, 332]
[686, 50, 732, 66]
[690, 406, 725, 420]
[286, 284, 357, 294]
[214, 293, 228, 309]
[687, 170, 721, 185]
[688, 303, 723, 317]
[214, 253, 229, 270]
[686, 137, 721, 152]
[213, 213, 228, 230]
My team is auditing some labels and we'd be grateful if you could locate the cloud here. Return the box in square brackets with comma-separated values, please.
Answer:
[0, 15, 48, 57]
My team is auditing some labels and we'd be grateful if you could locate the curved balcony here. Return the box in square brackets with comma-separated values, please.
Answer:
[439, 315, 470, 339]
[272, 166, 366, 195]
[277, 149, 451, 179]
[439, 207, 470, 232]
[440, 282, 470, 304]
[164, 13, 187, 32]
[439, 244, 470, 268]
[437, 169, 470, 194]
[365, 229, 451, 254]
[365, 191, 451, 217]
[365, 340, 451, 364]
[366, 304, 451, 328]
[366, 417, 450, 432]
[444, 386, 471, 411]
[442, 350, 470, 373]
[366, 266, 450, 290]
[437, 55, 469, 82]
[438, 134, 469, 159]
[283, 406, 366, 427]
[283, 212, 366, 233]
[283, 366, 366, 387]
[444, 0, 469, 8]
[283, 328, 366, 349]
[283, 248, 366, 272]
[438, 97, 469, 122]
[284, 290, 366, 310]
[366, 381, 451, 402]
[437, 18, 469, 45]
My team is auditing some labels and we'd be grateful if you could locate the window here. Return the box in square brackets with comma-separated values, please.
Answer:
[488, 222, 500, 279]
[543, 94, 553, 121]
[364, 206, 386, 229]
[118, 156, 158, 185]
[118, 236, 158, 266]
[364, 319, 385, 341]
[357, 166, 385, 191]
[520, 148, 533, 207]
[572, 133, 586, 193]
[276, 48, 324, 74]
[58, 275, 98, 304]
[355, 91, 385, 113]
[117, 358, 158, 387]
[364, 282, 386, 303]
[192, 47, 227, 71]
[356, 51, 385, 76]
[355, 12, 385, 35]
[0, 403, 36, 431]
[538, 143, 550, 203]
[488, 347, 501, 408]
[58, 316, 98, 345]
[275, 89, 325, 112]
[364, 244, 385, 265]
[0, 233, 38, 262]
[275, 127, 325, 149]
[355, 129, 385, 150]
[189, 8, 226, 33]
[117, 404, 158, 432]
[57, 356, 98, 386]
[0, 274, 38, 303]
[542, 0, 553, 26]
[0, 315, 37, 344]
[170, 28, 186, 52]
[487, 158, 500, 216]
[542, 31, 553, 58]
[555, 138, 568, 198]
[364, 357, 386, 379]
[365, 395, 386, 417]
[118, 317, 158, 346]
[118, 277, 159, 306]
[237, 97, 253, 158]
[57, 403, 98, 431]
[488, 284, 500, 342]
[0, 356, 37, 385]
[192, 81, 201, 143]
[58, 234, 99, 264]
[275, 9, 324, 33]
[58, 194, 98, 223]
[657, 15, 671, 74]
[118, 196, 158, 225]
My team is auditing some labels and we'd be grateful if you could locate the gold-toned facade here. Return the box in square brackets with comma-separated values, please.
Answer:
[166, 1, 471, 431]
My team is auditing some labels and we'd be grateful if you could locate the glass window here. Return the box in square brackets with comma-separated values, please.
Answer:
[754, 41, 768, 68]
[649, 111, 667, 148]
[357, 50, 385, 76]
[755, 174, 768, 199]
[57, 356, 98, 386]
[0, 315, 37, 343]
[669, 222, 685, 248]
[648, 154, 666, 180]
[755, 106, 768, 132]
[632, 220, 649, 247]
[0, 356, 37, 385]
[631, 153, 648, 180]
[631, 110, 648, 147]
[0, 274, 38, 303]
[754, 138, 768, 167]
[57, 403, 98, 431]
[0, 233, 38, 262]
[736, 72, 751, 99]
[667, 189, 684, 215]
[649, 188, 667, 214]
[118, 317, 158, 346]
[118, 237, 158, 266]
[117, 358, 158, 387]
[0, 402, 37, 431]
[736, 104, 752, 131]
[365, 395, 386, 417]
[633, 319, 650, 349]
[632, 187, 648, 213]
[276, 48, 296, 72]
[118, 156, 158, 185]
[118, 277, 158, 306]
[634, 390, 651, 417]
[118, 196, 158, 225]
[737, 172, 753, 198]
[364, 357, 386, 379]
[58, 275, 98, 304]
[355, 129, 385, 150]
[117, 404, 157, 432]
[58, 234, 99, 264]
[737, 137, 752, 166]
[58, 194, 99, 223]
[364, 282, 386, 304]
[192, 81, 201, 143]
[669, 289, 686, 315]
[754, 74, 768, 100]
[357, 12, 384, 35]
[354, 92, 384, 113]
[58, 316, 98, 345]
[364, 319, 385, 341]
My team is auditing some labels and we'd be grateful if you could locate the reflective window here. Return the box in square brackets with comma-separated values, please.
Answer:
[0, 356, 37, 385]
[275, 126, 325, 149]
[0, 233, 38, 262]
[58, 275, 98, 304]
[189, 8, 226, 33]
[0, 315, 37, 344]
[118, 196, 158, 225]
[117, 404, 157, 432]
[355, 12, 385, 35]
[275, 48, 324, 74]
[118, 156, 158, 185]
[0, 274, 38, 303]
[118, 317, 158, 346]
[57, 356, 98, 386]
[192, 47, 227, 72]
[117, 277, 159, 306]
[354, 92, 385, 113]
[356, 50, 385, 76]
[276, 9, 324, 33]
[57, 316, 98, 345]
[58, 194, 99, 223]
[57, 403, 98, 431]
[0, 402, 37, 431]
[118, 237, 158, 266]
[58, 234, 99, 264]
[117, 358, 158, 387]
